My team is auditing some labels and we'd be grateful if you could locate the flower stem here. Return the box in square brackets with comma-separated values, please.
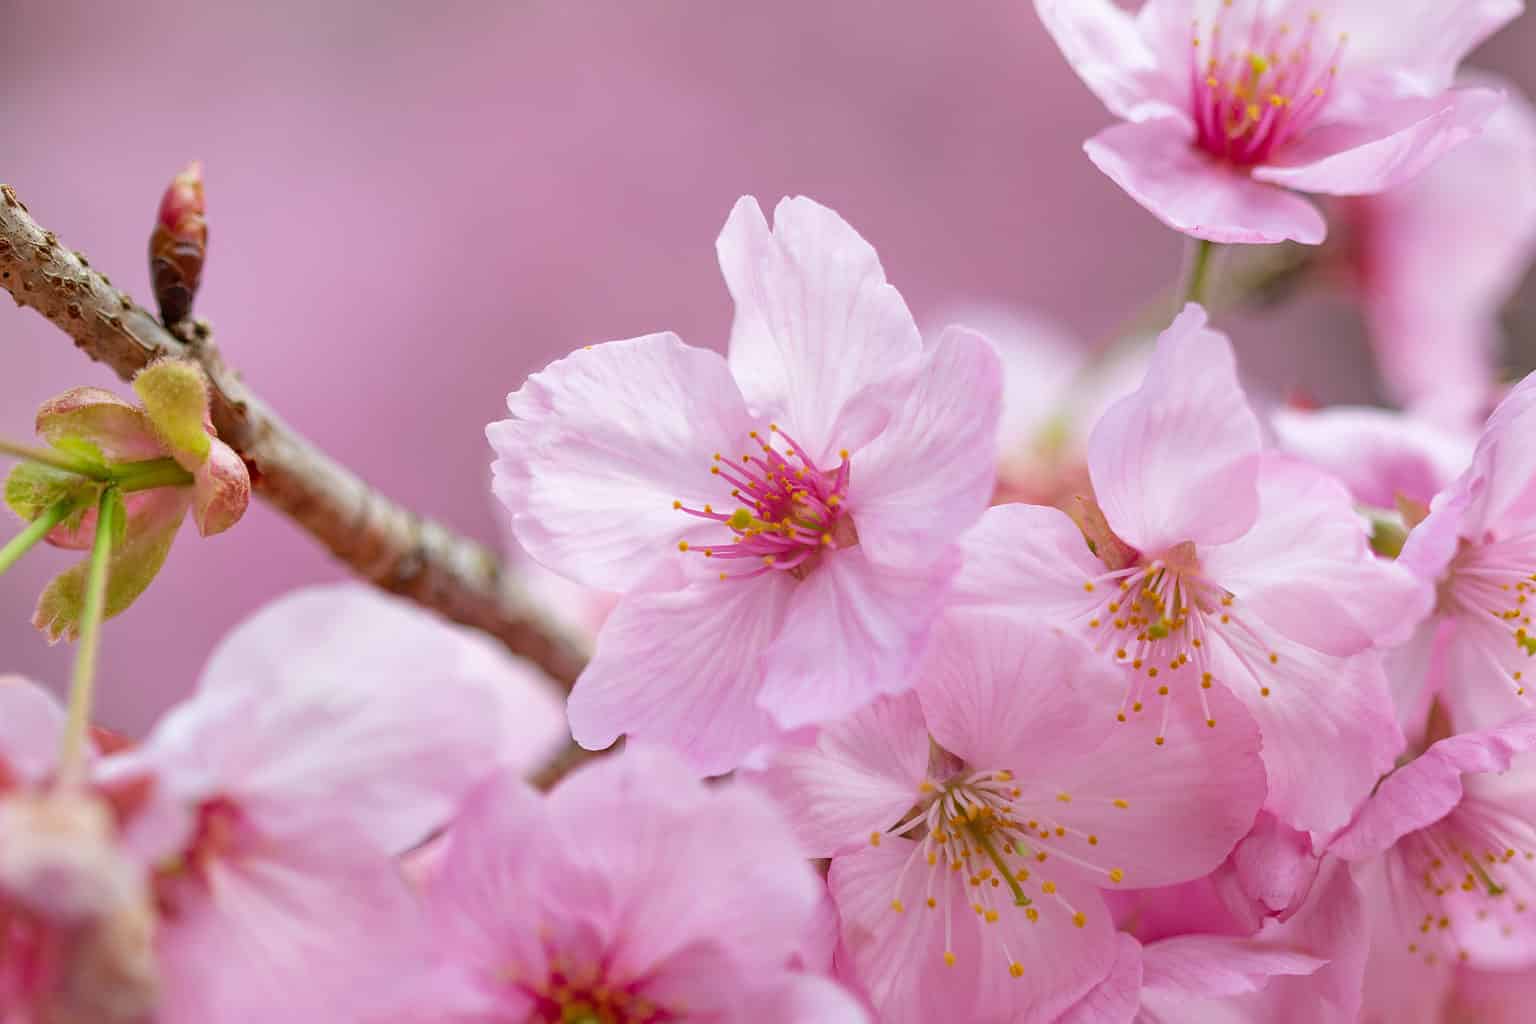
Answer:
[115, 457, 194, 492]
[0, 495, 82, 577]
[1182, 239, 1217, 308]
[58, 486, 121, 785]
[0, 438, 111, 480]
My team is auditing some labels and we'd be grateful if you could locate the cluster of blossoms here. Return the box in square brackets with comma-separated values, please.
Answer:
[5, 1, 1536, 1021]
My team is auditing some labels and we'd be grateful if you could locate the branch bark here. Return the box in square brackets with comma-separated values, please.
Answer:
[0, 184, 589, 689]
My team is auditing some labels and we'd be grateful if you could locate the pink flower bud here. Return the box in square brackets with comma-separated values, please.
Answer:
[148, 161, 207, 326]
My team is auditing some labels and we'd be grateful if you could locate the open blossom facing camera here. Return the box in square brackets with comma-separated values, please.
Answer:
[490, 195, 1003, 772]
[397, 746, 865, 1023]
[755, 612, 1266, 1023]
[954, 304, 1429, 833]
[1037, 0, 1519, 243]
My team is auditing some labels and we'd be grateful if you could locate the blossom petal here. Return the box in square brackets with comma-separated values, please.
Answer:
[758, 547, 958, 730]
[847, 326, 1002, 569]
[34, 387, 163, 463]
[187, 438, 250, 537]
[755, 974, 870, 1024]
[952, 503, 1107, 619]
[1054, 933, 1143, 1024]
[1459, 371, 1536, 536]
[1084, 119, 1327, 245]
[568, 564, 791, 774]
[751, 693, 930, 858]
[1269, 406, 1475, 509]
[1326, 0, 1523, 94]
[1034, 0, 1183, 122]
[717, 196, 923, 464]
[915, 611, 1266, 889]
[1087, 303, 1264, 552]
[830, 841, 1115, 1024]
[1201, 455, 1433, 654]
[1437, 617, 1536, 734]
[1139, 934, 1323, 1001]
[1207, 635, 1403, 835]
[491, 332, 756, 592]
[1255, 88, 1503, 196]
[0, 676, 65, 782]
[1331, 712, 1536, 861]
[129, 583, 542, 854]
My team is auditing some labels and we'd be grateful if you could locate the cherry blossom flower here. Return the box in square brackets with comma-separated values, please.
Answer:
[398, 745, 866, 1023]
[490, 195, 1002, 772]
[953, 304, 1429, 833]
[1333, 713, 1536, 1021]
[1037, 0, 1519, 244]
[754, 611, 1266, 1024]
[1392, 371, 1536, 735]
[2, 584, 562, 1022]
[1337, 76, 1536, 428]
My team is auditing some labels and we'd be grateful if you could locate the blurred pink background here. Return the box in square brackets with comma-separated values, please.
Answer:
[4, 1, 1534, 735]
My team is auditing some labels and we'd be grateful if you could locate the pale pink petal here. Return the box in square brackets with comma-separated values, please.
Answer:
[1088, 304, 1264, 552]
[0, 676, 65, 783]
[1224, 812, 1321, 924]
[1269, 406, 1475, 509]
[1054, 933, 1143, 1024]
[951, 503, 1107, 618]
[1139, 934, 1323, 1000]
[1331, 713, 1536, 861]
[1437, 618, 1536, 734]
[491, 332, 757, 592]
[1446, 963, 1536, 1023]
[1200, 455, 1433, 654]
[1255, 87, 1503, 195]
[751, 693, 930, 858]
[154, 833, 421, 1024]
[1034, 0, 1184, 122]
[1208, 636, 1403, 835]
[34, 387, 164, 462]
[187, 438, 250, 537]
[846, 327, 1002, 569]
[134, 583, 542, 854]
[758, 548, 958, 730]
[829, 841, 1115, 1024]
[567, 565, 791, 774]
[1461, 371, 1536, 536]
[544, 747, 820, 980]
[1084, 119, 1327, 245]
[754, 974, 870, 1024]
[1398, 487, 1472, 584]
[717, 196, 923, 464]
[915, 612, 1266, 889]
[1356, 858, 1456, 1024]
[1325, 0, 1523, 95]
[1385, 619, 1454, 746]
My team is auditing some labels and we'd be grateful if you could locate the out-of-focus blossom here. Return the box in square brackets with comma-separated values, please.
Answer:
[10, 361, 250, 642]
[1392, 372, 1536, 736]
[1271, 405, 1475, 512]
[1338, 77, 1536, 428]
[3, 583, 560, 1022]
[1037, 0, 1518, 244]
[0, 679, 158, 1023]
[1334, 714, 1536, 1022]
[491, 195, 1002, 773]
[955, 304, 1427, 833]
[754, 611, 1265, 1024]
[397, 745, 866, 1023]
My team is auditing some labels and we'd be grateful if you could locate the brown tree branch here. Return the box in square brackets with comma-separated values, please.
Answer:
[0, 184, 589, 689]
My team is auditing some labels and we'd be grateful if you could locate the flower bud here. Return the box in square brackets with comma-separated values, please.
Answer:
[148, 161, 207, 327]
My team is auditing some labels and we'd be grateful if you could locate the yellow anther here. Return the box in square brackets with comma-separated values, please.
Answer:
[869, 832, 882, 847]
[1073, 912, 1087, 928]
[677, 540, 690, 552]
[1042, 881, 1057, 894]
[927, 897, 937, 908]
[1109, 868, 1125, 883]
[1113, 799, 1129, 809]
[943, 951, 957, 967]
[984, 910, 999, 923]
[1009, 962, 1025, 978]
[891, 899, 905, 913]
[1056, 792, 1071, 803]
[672, 500, 682, 509]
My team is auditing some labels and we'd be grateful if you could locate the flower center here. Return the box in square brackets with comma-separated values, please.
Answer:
[1445, 533, 1536, 698]
[511, 952, 675, 1024]
[872, 767, 1129, 979]
[1080, 544, 1280, 742]
[674, 424, 856, 582]
[153, 797, 244, 917]
[1391, 798, 1536, 966]
[1188, 4, 1347, 166]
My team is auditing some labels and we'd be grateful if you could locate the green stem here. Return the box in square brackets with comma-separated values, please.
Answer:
[115, 457, 194, 493]
[58, 486, 120, 785]
[0, 496, 82, 576]
[1182, 239, 1217, 308]
[0, 438, 111, 480]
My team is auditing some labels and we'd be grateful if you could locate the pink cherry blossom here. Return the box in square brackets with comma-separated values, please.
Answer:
[1337, 76, 1536, 428]
[1270, 404, 1475, 512]
[954, 304, 1428, 834]
[490, 195, 1003, 772]
[1037, 0, 1519, 244]
[754, 611, 1266, 1024]
[3, 584, 561, 1022]
[398, 745, 866, 1023]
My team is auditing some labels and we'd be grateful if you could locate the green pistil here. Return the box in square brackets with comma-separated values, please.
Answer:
[1468, 856, 1506, 898]
[964, 819, 1032, 907]
[562, 1006, 602, 1024]
[1147, 619, 1172, 640]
